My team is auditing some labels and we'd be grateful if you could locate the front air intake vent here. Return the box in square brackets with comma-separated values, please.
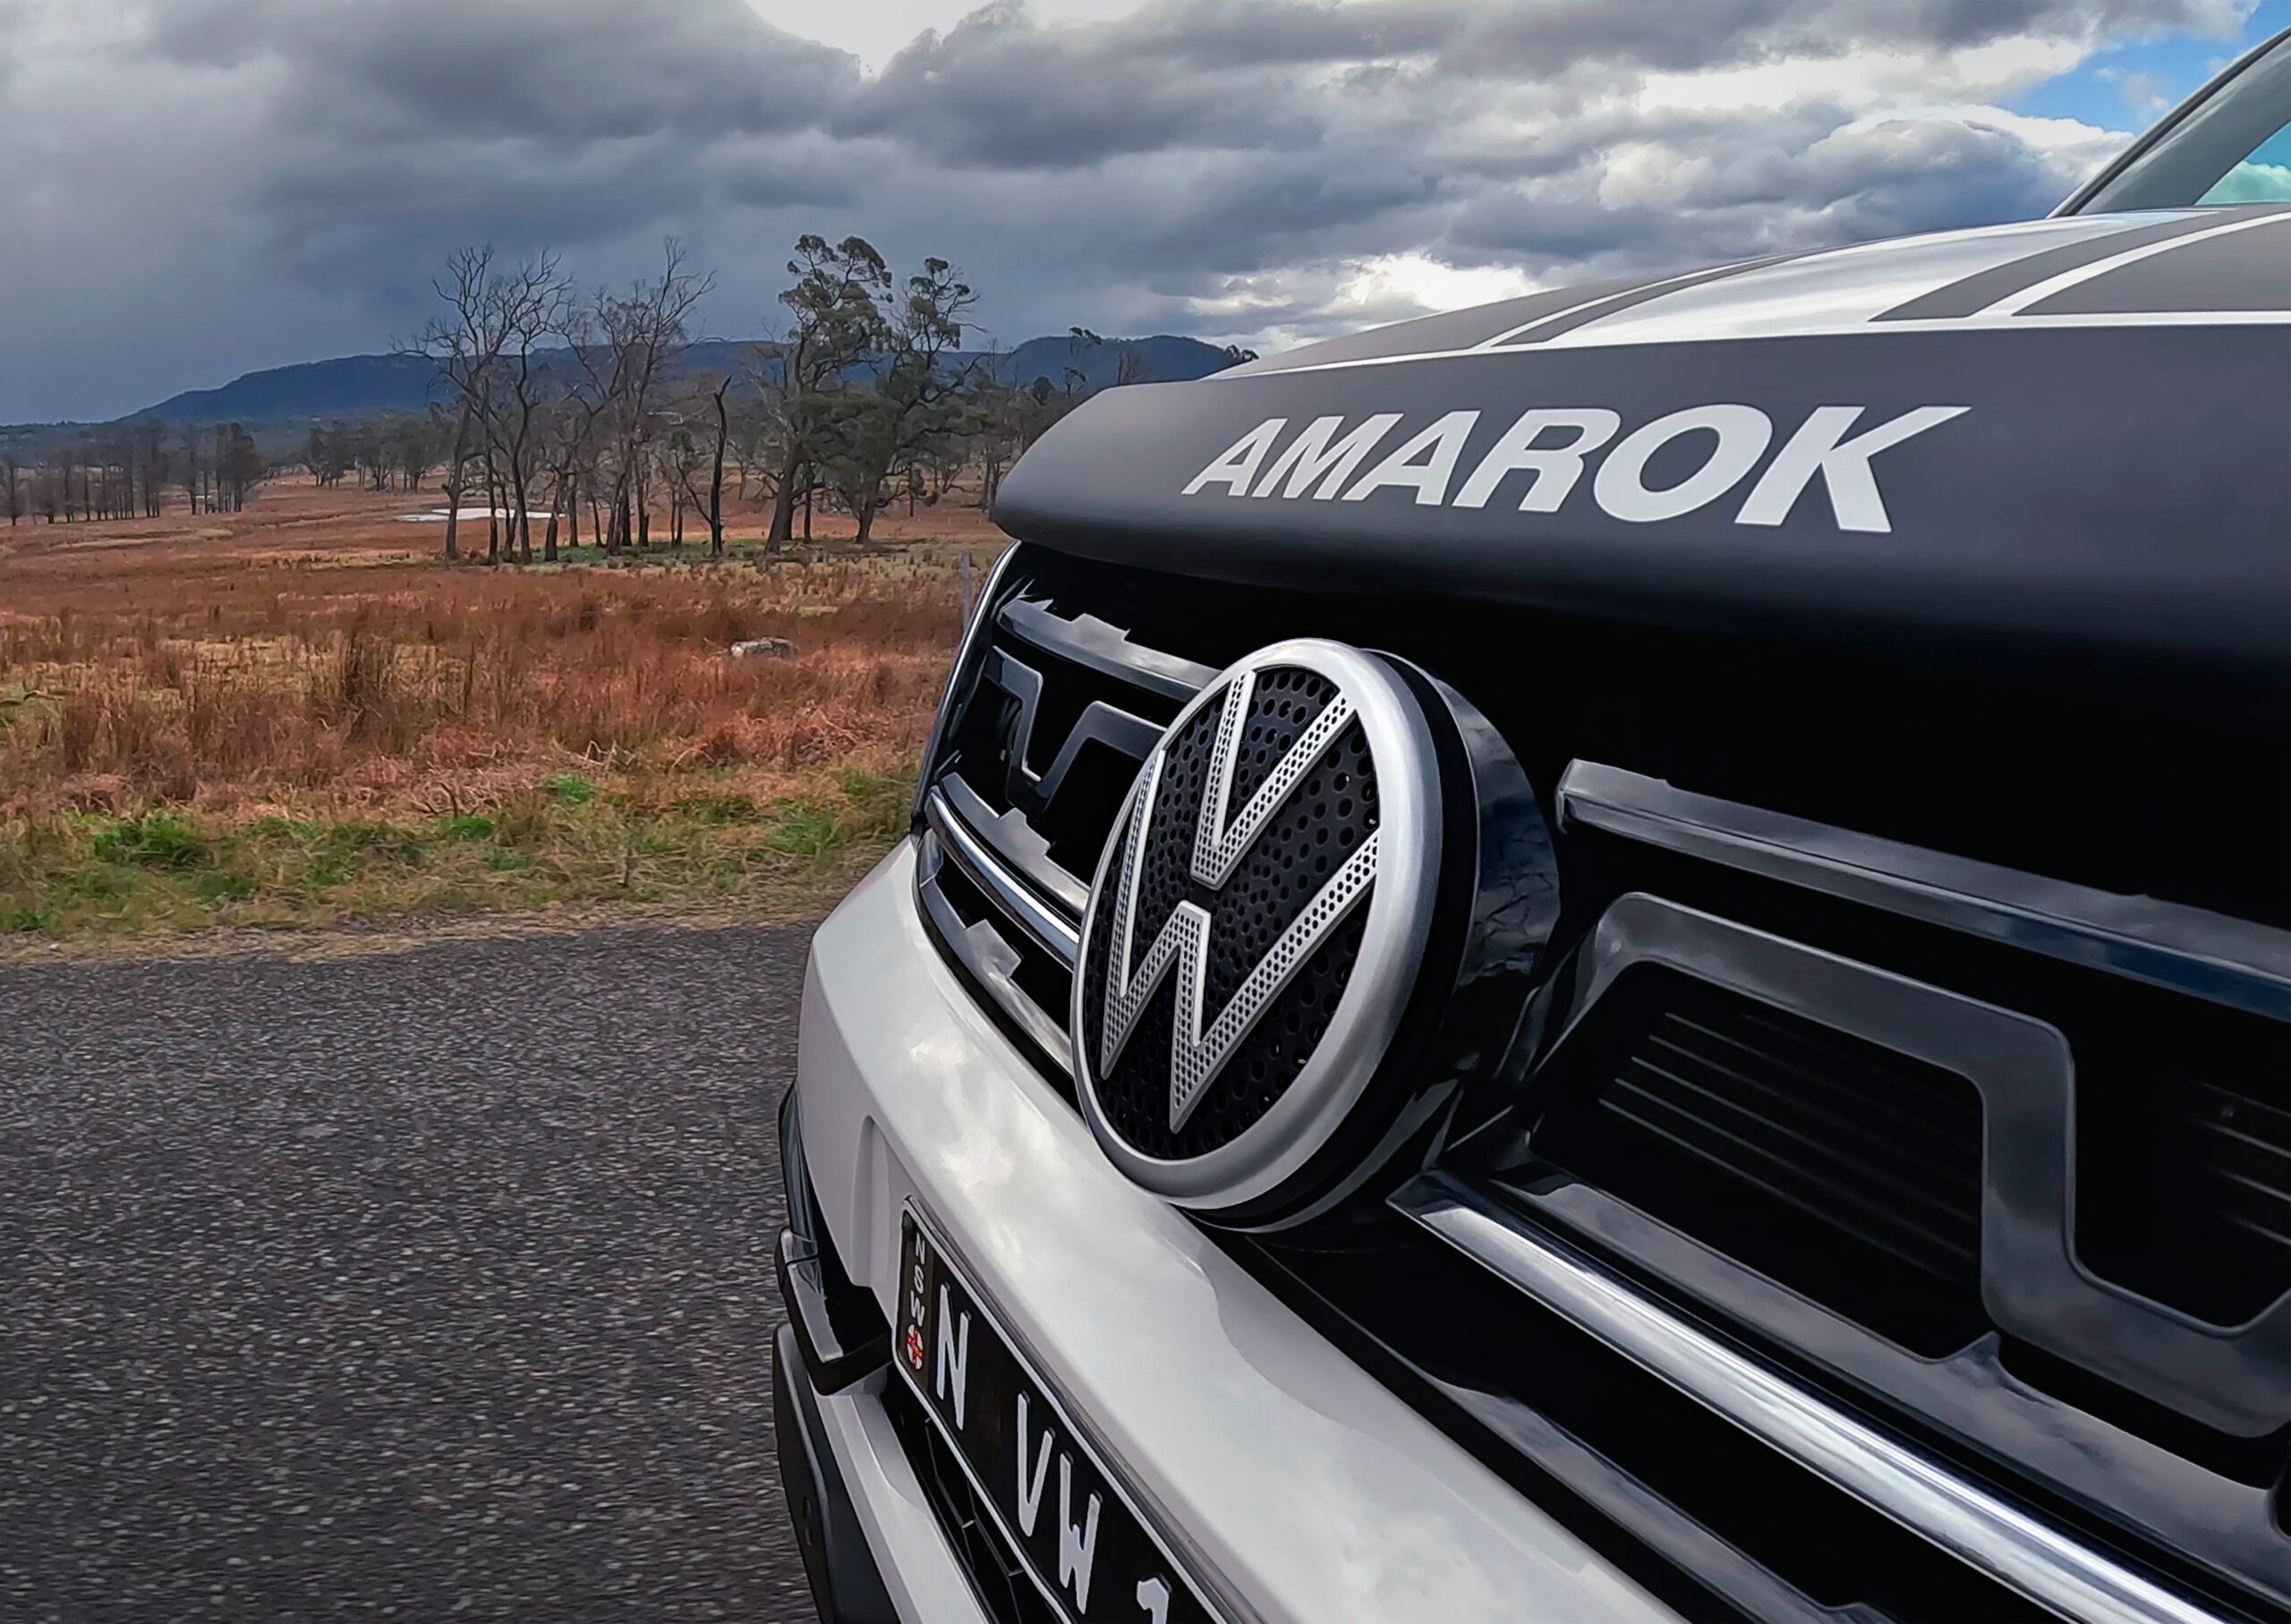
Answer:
[2172, 1076, 2291, 1307]
[2080, 1002, 2291, 1329]
[1531, 965, 1987, 1356]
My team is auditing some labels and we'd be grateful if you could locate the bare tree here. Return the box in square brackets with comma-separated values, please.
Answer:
[536, 389, 602, 560]
[490, 255, 575, 563]
[575, 240, 713, 557]
[416, 248, 502, 560]
[701, 371, 733, 558]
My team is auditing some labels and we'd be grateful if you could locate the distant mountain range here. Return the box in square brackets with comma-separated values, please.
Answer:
[121, 333, 1238, 430]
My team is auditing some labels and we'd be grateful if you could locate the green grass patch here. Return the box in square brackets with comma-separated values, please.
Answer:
[0, 765, 916, 944]
[90, 812, 211, 870]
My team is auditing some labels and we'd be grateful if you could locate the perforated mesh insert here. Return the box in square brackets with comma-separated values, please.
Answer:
[1082, 668, 1380, 1160]
[1225, 668, 1339, 823]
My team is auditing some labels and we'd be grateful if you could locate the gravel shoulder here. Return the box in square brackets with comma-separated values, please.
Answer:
[0, 921, 820, 1622]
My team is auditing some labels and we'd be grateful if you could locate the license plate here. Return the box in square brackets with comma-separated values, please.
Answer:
[895, 1208, 1220, 1624]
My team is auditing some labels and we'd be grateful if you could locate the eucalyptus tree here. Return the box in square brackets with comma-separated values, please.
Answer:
[759, 234, 889, 548]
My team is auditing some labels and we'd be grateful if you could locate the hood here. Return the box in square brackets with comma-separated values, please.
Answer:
[993, 207, 2291, 682]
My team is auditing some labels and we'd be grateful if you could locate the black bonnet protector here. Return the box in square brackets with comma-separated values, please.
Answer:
[992, 322, 2291, 693]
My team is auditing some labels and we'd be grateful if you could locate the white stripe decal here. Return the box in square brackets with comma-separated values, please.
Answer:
[1469, 263, 1757, 349]
[1978, 211, 2291, 318]
[1206, 306, 2291, 379]
[1203, 213, 2287, 378]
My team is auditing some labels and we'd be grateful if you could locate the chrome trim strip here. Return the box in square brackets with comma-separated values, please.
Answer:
[916, 836, 1074, 1075]
[1499, 1178, 2289, 1605]
[998, 595, 1216, 701]
[1393, 1173, 2227, 1624]
[926, 788, 1081, 967]
[1557, 760, 2291, 1022]
[940, 771, 1090, 914]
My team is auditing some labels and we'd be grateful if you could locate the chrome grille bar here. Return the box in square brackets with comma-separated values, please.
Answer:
[1558, 760, 2291, 1022]
[916, 833, 1074, 1076]
[1393, 1172, 2227, 1624]
[925, 787, 1080, 967]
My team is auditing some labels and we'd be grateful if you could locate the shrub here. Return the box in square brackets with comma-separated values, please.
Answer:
[91, 813, 210, 870]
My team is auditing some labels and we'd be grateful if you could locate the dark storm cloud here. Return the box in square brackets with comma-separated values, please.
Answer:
[0, 0, 2253, 420]
[146, 0, 859, 140]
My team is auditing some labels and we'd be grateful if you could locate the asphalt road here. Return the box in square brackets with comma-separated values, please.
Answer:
[1, 923, 821, 1623]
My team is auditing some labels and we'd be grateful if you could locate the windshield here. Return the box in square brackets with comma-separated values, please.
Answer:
[2073, 32, 2291, 211]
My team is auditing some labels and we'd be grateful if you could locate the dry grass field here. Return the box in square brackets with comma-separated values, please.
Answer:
[0, 481, 1000, 943]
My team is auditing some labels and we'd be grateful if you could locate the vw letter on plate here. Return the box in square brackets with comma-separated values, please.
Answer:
[896, 1209, 1217, 1623]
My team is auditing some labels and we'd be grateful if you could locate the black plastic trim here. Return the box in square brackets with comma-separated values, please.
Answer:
[985, 648, 1164, 811]
[773, 1324, 899, 1624]
[1547, 787, 2291, 1437]
[2056, 28, 2291, 216]
[998, 593, 1217, 701]
[778, 1084, 893, 1394]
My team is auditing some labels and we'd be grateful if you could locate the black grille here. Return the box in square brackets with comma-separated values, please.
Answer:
[915, 570, 1202, 1078]
[2080, 999, 2291, 1329]
[2176, 1077, 2291, 1297]
[1533, 965, 1988, 1356]
[913, 543, 2291, 1617]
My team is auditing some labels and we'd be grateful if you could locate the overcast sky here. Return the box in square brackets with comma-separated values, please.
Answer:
[1, 0, 2284, 422]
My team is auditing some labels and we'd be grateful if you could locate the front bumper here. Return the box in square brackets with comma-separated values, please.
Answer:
[786, 839, 1675, 1624]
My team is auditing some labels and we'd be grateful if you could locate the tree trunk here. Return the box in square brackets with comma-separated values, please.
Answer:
[709, 378, 729, 561]
[511, 456, 532, 565]
[483, 449, 501, 565]
[767, 448, 800, 548]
